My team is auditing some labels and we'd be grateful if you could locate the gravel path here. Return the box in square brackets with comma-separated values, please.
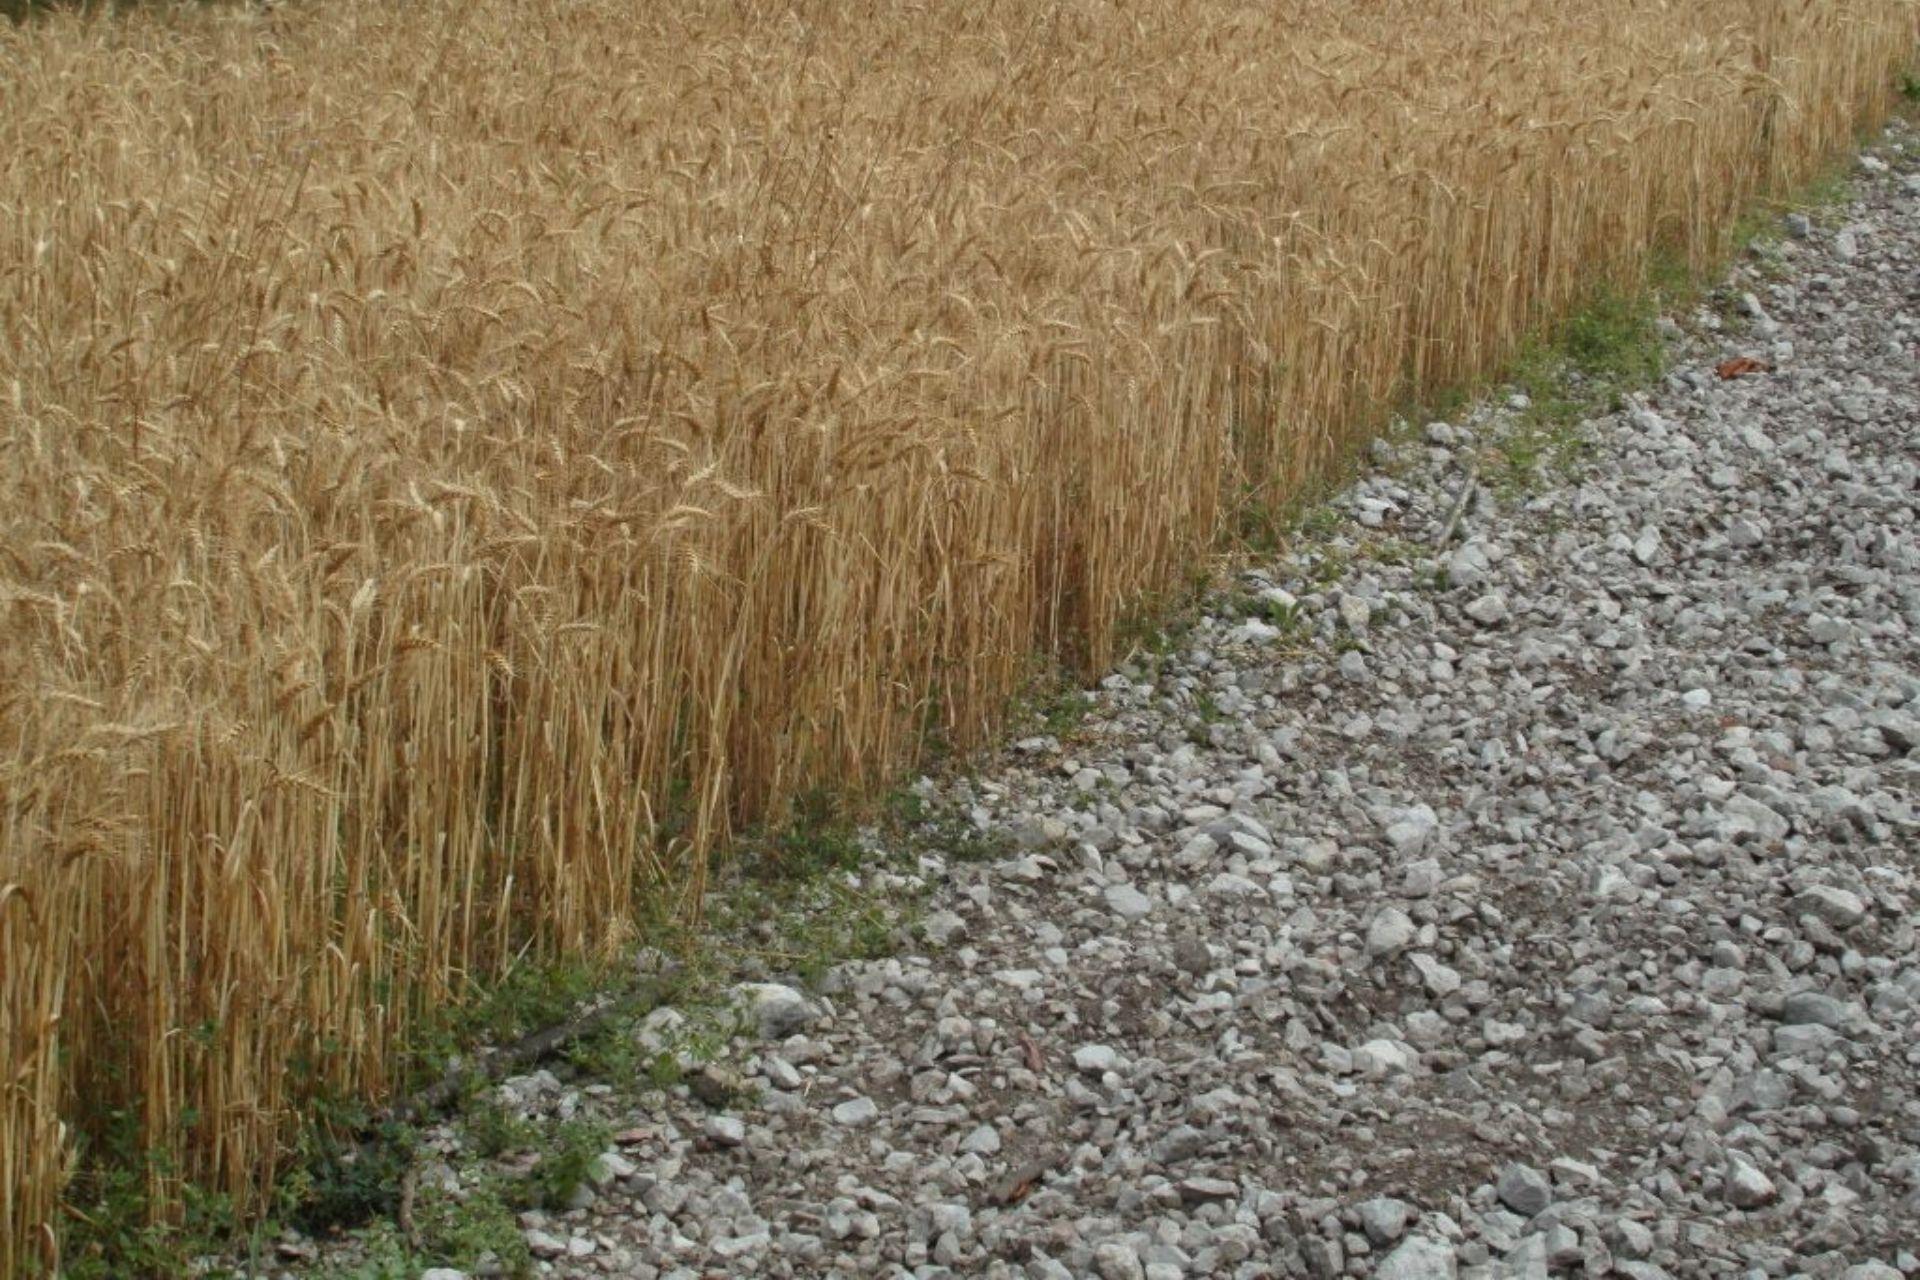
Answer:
[405, 124, 1919, 1280]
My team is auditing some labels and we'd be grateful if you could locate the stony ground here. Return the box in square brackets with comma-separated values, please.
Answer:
[317, 123, 1918, 1280]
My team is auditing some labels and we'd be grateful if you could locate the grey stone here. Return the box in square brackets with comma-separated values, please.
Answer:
[1377, 1235, 1459, 1280]
[1724, 1154, 1776, 1208]
[587, 1149, 636, 1187]
[1104, 883, 1154, 919]
[1152, 1124, 1209, 1164]
[705, 1114, 747, 1146]
[1496, 1162, 1553, 1217]
[1073, 1044, 1121, 1075]
[1367, 907, 1417, 957]
[733, 982, 821, 1039]
[1774, 1023, 1841, 1057]
[922, 910, 969, 945]
[1779, 990, 1853, 1028]
[1794, 885, 1867, 928]
[524, 1229, 567, 1259]
[1607, 1219, 1655, 1259]
[1465, 592, 1512, 625]
[1356, 1196, 1415, 1246]
[1093, 1238, 1146, 1280]
[831, 1096, 879, 1127]
[1501, 1234, 1550, 1280]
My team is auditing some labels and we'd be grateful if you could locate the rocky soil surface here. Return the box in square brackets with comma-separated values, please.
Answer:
[327, 123, 1918, 1280]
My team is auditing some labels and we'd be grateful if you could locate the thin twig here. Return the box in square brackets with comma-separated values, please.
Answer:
[397, 1163, 420, 1253]
[1434, 465, 1480, 547]
[386, 977, 669, 1126]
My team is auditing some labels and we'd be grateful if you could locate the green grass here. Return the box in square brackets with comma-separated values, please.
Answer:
[1032, 685, 1096, 739]
[754, 788, 869, 883]
[1474, 281, 1666, 497]
[409, 1181, 531, 1276]
[1555, 288, 1666, 386]
[312, 1226, 415, 1280]
[1365, 536, 1423, 567]
[1224, 587, 1307, 633]
[400, 962, 611, 1093]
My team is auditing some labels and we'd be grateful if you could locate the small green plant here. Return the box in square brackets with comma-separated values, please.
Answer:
[1722, 157, 1856, 262]
[1000, 658, 1101, 744]
[286, 1117, 415, 1237]
[1222, 587, 1311, 647]
[909, 807, 1014, 865]
[520, 1117, 611, 1211]
[1643, 245, 1697, 306]
[705, 811, 920, 992]
[61, 1106, 244, 1280]
[399, 961, 605, 1100]
[1488, 405, 1589, 496]
[1478, 283, 1664, 497]
[562, 1008, 651, 1080]
[1555, 287, 1664, 387]
[313, 1223, 414, 1280]
[1261, 594, 1306, 631]
[1297, 505, 1344, 542]
[1306, 547, 1351, 586]
[644, 1049, 691, 1091]
[767, 879, 906, 987]
[412, 1180, 531, 1277]
[1036, 686, 1094, 738]
[1358, 536, 1420, 567]
[759, 790, 865, 882]
[882, 785, 929, 829]
[1229, 498, 1289, 554]
[462, 1100, 536, 1161]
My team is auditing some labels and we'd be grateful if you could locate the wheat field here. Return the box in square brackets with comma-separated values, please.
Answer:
[0, 0, 1913, 1269]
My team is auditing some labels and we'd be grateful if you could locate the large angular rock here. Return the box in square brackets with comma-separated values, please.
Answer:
[732, 982, 821, 1039]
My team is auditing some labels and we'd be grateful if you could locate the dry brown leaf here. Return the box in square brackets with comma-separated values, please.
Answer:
[992, 1155, 1063, 1206]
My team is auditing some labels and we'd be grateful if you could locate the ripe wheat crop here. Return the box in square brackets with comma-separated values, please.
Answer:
[1, 0, 1913, 1269]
